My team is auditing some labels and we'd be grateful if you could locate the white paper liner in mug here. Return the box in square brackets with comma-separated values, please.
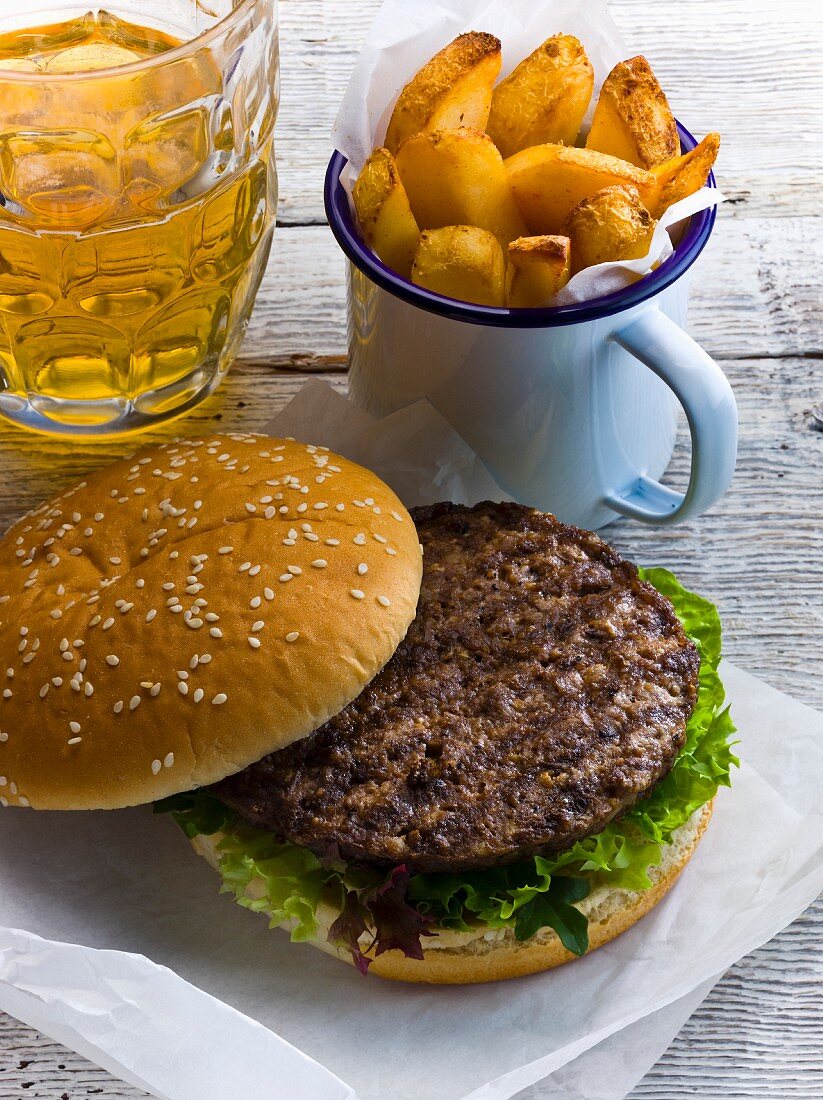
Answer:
[331, 0, 725, 307]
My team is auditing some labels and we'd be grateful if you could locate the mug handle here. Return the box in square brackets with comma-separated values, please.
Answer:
[603, 307, 738, 525]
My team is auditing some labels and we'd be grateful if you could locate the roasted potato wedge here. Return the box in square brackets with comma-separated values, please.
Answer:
[641, 132, 721, 216]
[505, 144, 654, 234]
[506, 235, 571, 307]
[563, 186, 656, 273]
[397, 127, 527, 247]
[353, 147, 420, 278]
[487, 34, 594, 157]
[412, 225, 506, 306]
[586, 55, 678, 169]
[385, 32, 501, 155]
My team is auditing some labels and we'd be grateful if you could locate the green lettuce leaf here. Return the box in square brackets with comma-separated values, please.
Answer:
[157, 566, 737, 965]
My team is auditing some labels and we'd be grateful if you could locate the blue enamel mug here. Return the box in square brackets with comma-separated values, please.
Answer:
[325, 124, 737, 530]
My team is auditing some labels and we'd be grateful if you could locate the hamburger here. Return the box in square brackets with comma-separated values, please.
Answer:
[0, 434, 736, 983]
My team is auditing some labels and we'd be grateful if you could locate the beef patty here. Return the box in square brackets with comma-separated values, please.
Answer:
[215, 502, 700, 873]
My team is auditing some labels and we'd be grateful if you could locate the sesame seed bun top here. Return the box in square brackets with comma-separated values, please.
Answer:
[0, 434, 423, 810]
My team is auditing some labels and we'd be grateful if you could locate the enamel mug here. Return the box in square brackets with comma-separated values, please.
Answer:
[325, 125, 737, 530]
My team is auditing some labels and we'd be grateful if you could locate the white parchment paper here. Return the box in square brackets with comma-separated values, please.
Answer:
[0, 384, 821, 1100]
[330, 0, 725, 305]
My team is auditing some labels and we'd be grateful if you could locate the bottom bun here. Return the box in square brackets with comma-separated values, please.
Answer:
[192, 801, 712, 985]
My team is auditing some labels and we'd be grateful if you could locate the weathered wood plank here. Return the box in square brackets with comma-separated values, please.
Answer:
[274, 0, 823, 223]
[0, 354, 819, 709]
[0, 0, 820, 1094]
[248, 217, 823, 364]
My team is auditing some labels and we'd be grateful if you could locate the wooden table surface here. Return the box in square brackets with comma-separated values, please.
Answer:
[0, 0, 821, 1096]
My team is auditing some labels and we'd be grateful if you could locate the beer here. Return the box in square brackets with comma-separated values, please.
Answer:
[0, 5, 278, 435]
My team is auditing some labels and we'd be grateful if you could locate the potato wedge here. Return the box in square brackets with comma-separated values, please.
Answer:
[586, 55, 678, 169]
[506, 235, 571, 307]
[487, 34, 594, 158]
[397, 127, 527, 247]
[562, 186, 656, 273]
[641, 132, 721, 216]
[412, 225, 505, 306]
[505, 144, 655, 234]
[385, 32, 501, 155]
[353, 147, 420, 278]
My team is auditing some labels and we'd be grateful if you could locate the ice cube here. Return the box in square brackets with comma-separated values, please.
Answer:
[45, 43, 143, 74]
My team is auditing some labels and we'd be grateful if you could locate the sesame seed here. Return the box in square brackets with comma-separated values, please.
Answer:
[282, 538, 296, 547]
[193, 688, 204, 702]
[67, 738, 82, 746]
[311, 559, 327, 569]
[209, 627, 223, 638]
[386, 547, 397, 556]
[18, 796, 30, 806]
[297, 503, 308, 513]
[212, 693, 227, 705]
[129, 695, 141, 710]
[287, 565, 302, 576]
[177, 670, 189, 680]
[245, 503, 256, 514]
[248, 637, 261, 649]
[106, 655, 119, 667]
[146, 609, 157, 623]
[279, 574, 292, 583]
[114, 700, 124, 713]
[314, 503, 328, 510]
[119, 602, 134, 613]
[354, 533, 366, 545]
[85, 682, 94, 697]
[200, 653, 212, 664]
[325, 539, 340, 547]
[248, 564, 261, 576]
[178, 681, 189, 695]
[285, 631, 300, 643]
[162, 582, 175, 591]
[374, 534, 387, 544]
[0, 777, 4, 785]
[0, 733, 7, 742]
[264, 588, 274, 601]
[265, 507, 276, 519]
[39, 684, 49, 698]
[102, 617, 115, 630]
[51, 677, 62, 687]
[219, 546, 233, 555]
[164, 752, 175, 768]
[357, 563, 368, 575]
[377, 595, 392, 607]
[304, 532, 319, 542]
[62, 651, 73, 662]
[335, 504, 345, 512]
[150, 684, 161, 697]
[251, 620, 264, 632]
[205, 612, 219, 623]
[350, 589, 365, 600]
[186, 618, 204, 629]
[151, 759, 162, 775]
[250, 596, 262, 609]
[392, 511, 404, 522]
[69, 721, 81, 734]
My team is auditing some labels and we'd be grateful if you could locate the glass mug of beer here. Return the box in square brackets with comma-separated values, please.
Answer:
[0, 0, 278, 436]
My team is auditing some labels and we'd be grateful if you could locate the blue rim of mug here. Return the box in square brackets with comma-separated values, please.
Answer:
[324, 122, 717, 328]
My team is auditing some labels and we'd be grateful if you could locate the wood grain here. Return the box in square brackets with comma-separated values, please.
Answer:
[274, 0, 823, 223]
[0, 0, 820, 1096]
